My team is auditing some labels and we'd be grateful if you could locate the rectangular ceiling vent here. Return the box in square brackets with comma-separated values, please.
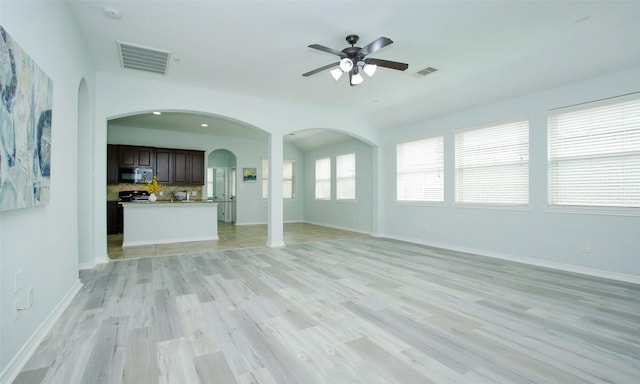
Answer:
[117, 41, 171, 75]
[414, 66, 438, 78]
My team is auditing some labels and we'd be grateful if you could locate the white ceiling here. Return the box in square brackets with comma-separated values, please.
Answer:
[69, 0, 640, 149]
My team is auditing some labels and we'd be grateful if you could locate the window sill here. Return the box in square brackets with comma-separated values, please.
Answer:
[453, 203, 532, 211]
[545, 205, 640, 217]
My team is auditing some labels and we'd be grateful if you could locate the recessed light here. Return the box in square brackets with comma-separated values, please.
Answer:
[152, 111, 161, 115]
[201, 123, 208, 127]
[102, 7, 122, 20]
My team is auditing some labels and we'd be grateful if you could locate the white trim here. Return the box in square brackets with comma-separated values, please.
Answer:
[382, 234, 640, 286]
[266, 240, 286, 247]
[123, 234, 218, 247]
[0, 279, 83, 384]
[303, 220, 371, 236]
[79, 255, 109, 270]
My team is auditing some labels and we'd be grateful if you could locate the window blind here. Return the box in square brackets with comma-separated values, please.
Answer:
[336, 153, 356, 200]
[548, 95, 640, 208]
[283, 160, 294, 199]
[262, 159, 294, 199]
[396, 137, 444, 201]
[455, 121, 529, 204]
[315, 157, 331, 200]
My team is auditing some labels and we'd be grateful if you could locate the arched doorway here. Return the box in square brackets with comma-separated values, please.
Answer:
[207, 149, 237, 223]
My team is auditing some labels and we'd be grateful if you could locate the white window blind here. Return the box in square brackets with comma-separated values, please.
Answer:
[397, 137, 444, 201]
[548, 95, 640, 208]
[336, 153, 356, 200]
[315, 157, 331, 200]
[206, 167, 214, 199]
[455, 121, 529, 204]
[283, 160, 294, 199]
[262, 159, 294, 199]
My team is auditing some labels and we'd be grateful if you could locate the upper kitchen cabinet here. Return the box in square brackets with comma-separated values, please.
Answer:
[189, 151, 205, 185]
[155, 148, 172, 184]
[155, 148, 205, 185]
[174, 150, 205, 185]
[107, 144, 119, 184]
[119, 146, 154, 168]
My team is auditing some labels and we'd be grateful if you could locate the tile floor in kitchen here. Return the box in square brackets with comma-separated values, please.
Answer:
[107, 222, 368, 260]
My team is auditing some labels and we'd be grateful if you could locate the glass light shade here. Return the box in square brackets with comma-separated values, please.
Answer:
[363, 64, 377, 77]
[339, 58, 353, 72]
[330, 68, 343, 81]
[351, 72, 364, 85]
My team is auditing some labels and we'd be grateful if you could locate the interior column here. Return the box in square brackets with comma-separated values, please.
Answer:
[266, 133, 285, 247]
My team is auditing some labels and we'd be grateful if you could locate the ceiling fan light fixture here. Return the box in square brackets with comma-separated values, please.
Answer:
[330, 68, 343, 81]
[351, 71, 364, 85]
[363, 64, 377, 77]
[339, 58, 353, 72]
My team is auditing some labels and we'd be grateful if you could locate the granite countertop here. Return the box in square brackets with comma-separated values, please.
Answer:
[120, 200, 217, 205]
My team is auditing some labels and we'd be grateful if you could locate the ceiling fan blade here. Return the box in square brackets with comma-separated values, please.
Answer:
[302, 62, 339, 77]
[308, 44, 344, 57]
[359, 37, 393, 57]
[364, 58, 409, 71]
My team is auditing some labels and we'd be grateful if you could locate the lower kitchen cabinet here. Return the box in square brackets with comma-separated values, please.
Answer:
[107, 201, 120, 234]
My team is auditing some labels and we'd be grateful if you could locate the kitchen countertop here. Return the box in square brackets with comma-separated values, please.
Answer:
[120, 200, 217, 205]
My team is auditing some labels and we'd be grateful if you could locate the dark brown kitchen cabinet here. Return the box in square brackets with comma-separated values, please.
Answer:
[119, 146, 154, 168]
[173, 150, 190, 184]
[189, 151, 205, 185]
[154, 148, 205, 185]
[154, 149, 172, 184]
[107, 145, 119, 184]
[107, 201, 120, 234]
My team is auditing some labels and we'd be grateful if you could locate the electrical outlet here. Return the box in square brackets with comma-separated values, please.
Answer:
[581, 243, 591, 253]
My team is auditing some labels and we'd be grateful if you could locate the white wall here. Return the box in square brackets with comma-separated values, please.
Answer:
[0, 1, 95, 380]
[381, 66, 640, 282]
[304, 138, 374, 233]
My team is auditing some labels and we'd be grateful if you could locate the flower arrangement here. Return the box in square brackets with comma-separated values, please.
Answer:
[143, 175, 165, 194]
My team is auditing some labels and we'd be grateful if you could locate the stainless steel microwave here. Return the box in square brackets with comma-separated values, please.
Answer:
[118, 168, 153, 184]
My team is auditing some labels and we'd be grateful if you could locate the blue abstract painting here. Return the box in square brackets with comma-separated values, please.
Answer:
[0, 25, 53, 211]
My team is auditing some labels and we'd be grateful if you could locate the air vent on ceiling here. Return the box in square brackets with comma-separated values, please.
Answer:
[414, 66, 438, 78]
[117, 41, 171, 75]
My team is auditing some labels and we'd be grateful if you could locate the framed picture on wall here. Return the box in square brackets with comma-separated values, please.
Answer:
[243, 168, 257, 182]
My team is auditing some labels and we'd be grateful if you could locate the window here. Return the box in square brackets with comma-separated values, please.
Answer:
[455, 120, 529, 204]
[396, 137, 444, 202]
[315, 157, 331, 200]
[262, 159, 295, 199]
[283, 160, 294, 199]
[336, 153, 356, 200]
[206, 167, 214, 199]
[548, 95, 640, 208]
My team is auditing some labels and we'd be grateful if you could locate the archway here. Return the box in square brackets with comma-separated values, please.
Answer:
[77, 78, 93, 268]
[207, 149, 237, 223]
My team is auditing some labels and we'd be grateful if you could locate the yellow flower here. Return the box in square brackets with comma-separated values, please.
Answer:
[143, 175, 165, 194]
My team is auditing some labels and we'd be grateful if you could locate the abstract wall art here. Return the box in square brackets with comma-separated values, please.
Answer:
[0, 25, 53, 211]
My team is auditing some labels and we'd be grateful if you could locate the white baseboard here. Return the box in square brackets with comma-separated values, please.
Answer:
[382, 234, 640, 285]
[0, 279, 83, 384]
[266, 240, 286, 248]
[303, 220, 371, 235]
[79, 255, 110, 270]
[123, 234, 218, 247]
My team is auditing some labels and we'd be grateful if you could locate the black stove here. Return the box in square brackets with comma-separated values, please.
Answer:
[118, 190, 150, 202]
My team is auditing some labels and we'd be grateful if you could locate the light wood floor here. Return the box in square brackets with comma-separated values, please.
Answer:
[108, 222, 369, 260]
[16, 237, 640, 383]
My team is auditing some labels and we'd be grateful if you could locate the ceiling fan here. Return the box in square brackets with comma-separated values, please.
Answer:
[303, 34, 409, 86]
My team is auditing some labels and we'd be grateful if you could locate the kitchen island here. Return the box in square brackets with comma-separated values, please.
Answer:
[121, 201, 218, 246]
